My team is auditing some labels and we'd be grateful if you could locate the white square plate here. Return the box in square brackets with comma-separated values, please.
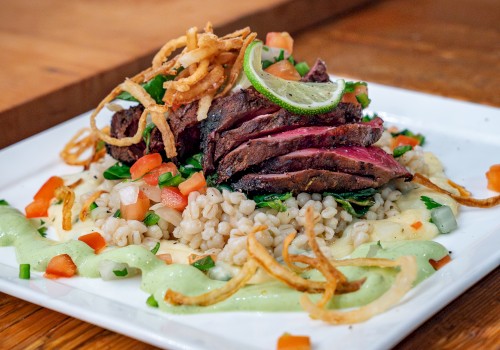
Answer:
[1, 82, 499, 350]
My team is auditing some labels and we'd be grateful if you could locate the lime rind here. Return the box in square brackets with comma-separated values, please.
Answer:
[243, 40, 345, 115]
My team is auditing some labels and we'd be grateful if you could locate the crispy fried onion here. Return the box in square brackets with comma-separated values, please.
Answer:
[60, 127, 107, 168]
[164, 257, 258, 306]
[163, 207, 419, 323]
[300, 255, 417, 324]
[79, 190, 107, 222]
[87, 24, 256, 162]
[55, 186, 75, 231]
[413, 173, 500, 207]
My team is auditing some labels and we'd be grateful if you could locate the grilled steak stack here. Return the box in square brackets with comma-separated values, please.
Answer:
[107, 59, 411, 194]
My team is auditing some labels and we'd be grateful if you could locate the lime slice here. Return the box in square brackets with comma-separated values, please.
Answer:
[243, 40, 345, 115]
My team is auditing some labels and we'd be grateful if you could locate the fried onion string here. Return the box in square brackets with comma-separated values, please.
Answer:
[413, 173, 500, 207]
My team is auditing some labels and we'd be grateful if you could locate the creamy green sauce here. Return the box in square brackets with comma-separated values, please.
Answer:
[0, 206, 448, 314]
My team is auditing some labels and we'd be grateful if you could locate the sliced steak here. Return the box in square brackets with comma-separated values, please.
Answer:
[106, 105, 165, 164]
[259, 146, 412, 183]
[300, 59, 330, 83]
[232, 170, 381, 194]
[217, 117, 384, 182]
[168, 101, 200, 159]
[201, 88, 280, 173]
[214, 102, 362, 162]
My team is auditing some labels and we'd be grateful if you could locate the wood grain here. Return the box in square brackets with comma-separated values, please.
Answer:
[1, 0, 500, 349]
[0, 0, 371, 149]
[293, 0, 500, 107]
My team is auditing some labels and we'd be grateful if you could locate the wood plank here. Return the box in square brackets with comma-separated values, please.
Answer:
[294, 0, 500, 106]
[0, 0, 371, 149]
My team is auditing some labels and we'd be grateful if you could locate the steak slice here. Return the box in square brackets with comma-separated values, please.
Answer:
[106, 105, 165, 164]
[213, 102, 362, 162]
[232, 170, 381, 194]
[217, 117, 384, 182]
[259, 146, 412, 183]
[201, 88, 280, 173]
[168, 101, 200, 159]
[300, 59, 330, 83]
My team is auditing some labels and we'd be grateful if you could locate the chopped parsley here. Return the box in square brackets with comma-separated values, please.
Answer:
[103, 163, 131, 180]
[191, 255, 215, 271]
[393, 145, 412, 157]
[113, 268, 128, 277]
[420, 196, 443, 210]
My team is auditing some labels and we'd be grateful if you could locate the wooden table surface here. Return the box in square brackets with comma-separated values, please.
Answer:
[1, 0, 499, 349]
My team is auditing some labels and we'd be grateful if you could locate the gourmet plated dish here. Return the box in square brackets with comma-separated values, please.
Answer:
[1, 24, 500, 338]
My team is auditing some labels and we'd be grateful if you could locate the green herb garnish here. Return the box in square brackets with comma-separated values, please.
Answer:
[146, 294, 159, 308]
[421, 196, 443, 210]
[206, 173, 219, 187]
[362, 113, 376, 122]
[150, 242, 160, 255]
[37, 226, 47, 238]
[0, 199, 9, 206]
[19, 264, 30, 280]
[391, 129, 425, 146]
[294, 61, 310, 76]
[324, 188, 377, 217]
[113, 268, 128, 277]
[89, 202, 98, 211]
[253, 192, 292, 212]
[116, 74, 176, 104]
[142, 122, 156, 155]
[186, 153, 203, 169]
[95, 140, 106, 152]
[113, 209, 121, 218]
[216, 184, 233, 192]
[262, 59, 274, 69]
[191, 255, 215, 271]
[144, 213, 160, 227]
[393, 145, 412, 157]
[344, 81, 367, 93]
[103, 162, 131, 180]
[355, 93, 371, 109]
[274, 49, 285, 62]
[158, 172, 184, 187]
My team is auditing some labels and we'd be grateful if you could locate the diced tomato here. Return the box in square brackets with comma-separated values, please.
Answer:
[486, 164, 500, 192]
[121, 190, 150, 221]
[34, 176, 64, 201]
[143, 162, 179, 186]
[391, 135, 420, 150]
[265, 60, 301, 81]
[410, 221, 423, 230]
[341, 84, 368, 105]
[429, 255, 451, 270]
[130, 153, 163, 180]
[44, 254, 77, 279]
[161, 187, 188, 211]
[78, 232, 106, 253]
[157, 254, 173, 264]
[178, 172, 207, 196]
[26, 176, 65, 218]
[25, 199, 51, 218]
[277, 333, 311, 350]
[266, 32, 294, 54]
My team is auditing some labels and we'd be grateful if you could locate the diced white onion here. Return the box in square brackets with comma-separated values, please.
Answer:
[119, 185, 139, 205]
[151, 204, 182, 226]
[141, 184, 162, 203]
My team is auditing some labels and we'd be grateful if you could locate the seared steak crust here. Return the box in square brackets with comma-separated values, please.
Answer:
[232, 170, 381, 194]
[106, 105, 165, 164]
